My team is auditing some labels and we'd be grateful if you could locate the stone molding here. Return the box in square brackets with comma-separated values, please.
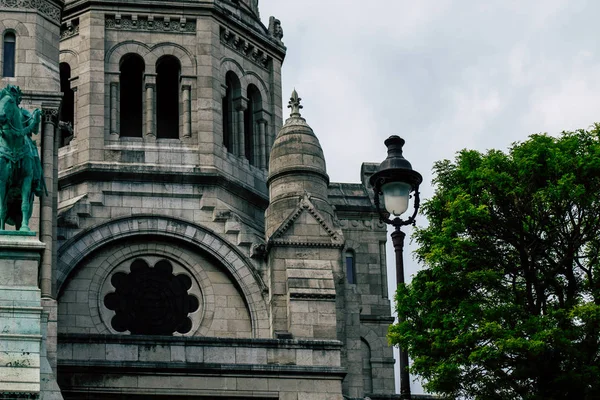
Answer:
[105, 14, 196, 34]
[289, 292, 336, 300]
[0, 0, 61, 24]
[59, 332, 344, 349]
[220, 26, 271, 70]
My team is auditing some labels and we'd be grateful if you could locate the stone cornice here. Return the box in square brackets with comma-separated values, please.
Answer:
[0, 0, 62, 24]
[220, 25, 271, 70]
[61, 0, 286, 61]
[59, 332, 344, 349]
[58, 359, 347, 378]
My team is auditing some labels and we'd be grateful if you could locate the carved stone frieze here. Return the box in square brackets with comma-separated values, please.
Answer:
[105, 14, 196, 33]
[220, 26, 271, 69]
[0, 0, 61, 24]
[0, 393, 39, 400]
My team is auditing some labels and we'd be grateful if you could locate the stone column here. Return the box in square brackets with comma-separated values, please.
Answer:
[72, 85, 78, 139]
[233, 97, 247, 158]
[109, 81, 118, 136]
[145, 83, 155, 137]
[258, 119, 267, 169]
[40, 108, 58, 299]
[144, 74, 156, 138]
[182, 84, 191, 138]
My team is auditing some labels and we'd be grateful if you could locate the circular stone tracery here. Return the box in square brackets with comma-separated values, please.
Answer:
[103, 258, 199, 335]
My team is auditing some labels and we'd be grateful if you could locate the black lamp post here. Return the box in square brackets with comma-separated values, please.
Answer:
[370, 135, 423, 400]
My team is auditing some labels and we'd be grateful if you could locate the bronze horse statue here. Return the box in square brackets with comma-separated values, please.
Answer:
[0, 85, 45, 231]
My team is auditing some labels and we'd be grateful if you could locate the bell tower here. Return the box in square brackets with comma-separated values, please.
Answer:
[57, 0, 286, 255]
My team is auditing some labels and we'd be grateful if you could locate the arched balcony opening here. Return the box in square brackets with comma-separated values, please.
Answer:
[59, 62, 75, 146]
[244, 84, 262, 166]
[223, 71, 241, 154]
[156, 55, 181, 139]
[119, 54, 145, 137]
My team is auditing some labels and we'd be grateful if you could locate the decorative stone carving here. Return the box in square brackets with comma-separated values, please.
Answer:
[42, 107, 58, 125]
[105, 14, 196, 33]
[0, 0, 61, 24]
[268, 16, 284, 43]
[220, 26, 272, 69]
[60, 19, 79, 40]
[103, 258, 200, 335]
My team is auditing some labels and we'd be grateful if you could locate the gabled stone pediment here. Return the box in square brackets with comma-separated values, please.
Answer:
[267, 193, 344, 248]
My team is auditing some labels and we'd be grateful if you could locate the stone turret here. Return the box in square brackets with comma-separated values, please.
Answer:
[265, 91, 342, 340]
[265, 90, 334, 239]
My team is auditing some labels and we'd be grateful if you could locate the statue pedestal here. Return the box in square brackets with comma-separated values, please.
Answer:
[0, 232, 45, 398]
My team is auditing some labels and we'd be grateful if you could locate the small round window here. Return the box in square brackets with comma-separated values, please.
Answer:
[103, 258, 199, 335]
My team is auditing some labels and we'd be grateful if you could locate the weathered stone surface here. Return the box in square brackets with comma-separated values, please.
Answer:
[0, 0, 396, 398]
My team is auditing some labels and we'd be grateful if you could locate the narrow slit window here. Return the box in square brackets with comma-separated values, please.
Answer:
[3, 32, 16, 77]
[223, 72, 240, 153]
[245, 84, 262, 166]
[346, 250, 356, 284]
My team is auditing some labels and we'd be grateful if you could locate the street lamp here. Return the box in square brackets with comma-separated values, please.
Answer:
[370, 135, 423, 400]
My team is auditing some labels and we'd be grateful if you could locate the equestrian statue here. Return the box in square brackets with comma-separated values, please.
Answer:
[0, 85, 46, 232]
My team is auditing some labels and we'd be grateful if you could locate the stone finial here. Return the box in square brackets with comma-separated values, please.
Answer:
[288, 89, 303, 118]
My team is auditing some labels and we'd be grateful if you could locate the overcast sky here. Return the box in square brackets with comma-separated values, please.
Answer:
[258, 0, 600, 394]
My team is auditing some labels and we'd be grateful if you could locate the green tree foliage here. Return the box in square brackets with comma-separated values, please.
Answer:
[389, 126, 600, 400]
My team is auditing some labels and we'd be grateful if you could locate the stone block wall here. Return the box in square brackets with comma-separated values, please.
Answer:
[57, 334, 345, 400]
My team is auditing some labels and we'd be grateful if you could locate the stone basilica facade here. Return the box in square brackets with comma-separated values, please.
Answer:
[0, 1, 397, 399]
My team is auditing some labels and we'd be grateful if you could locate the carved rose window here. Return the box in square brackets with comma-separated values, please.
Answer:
[104, 258, 199, 335]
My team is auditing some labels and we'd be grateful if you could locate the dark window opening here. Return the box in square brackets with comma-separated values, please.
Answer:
[119, 54, 144, 137]
[3, 32, 16, 77]
[346, 250, 356, 284]
[244, 94, 254, 163]
[156, 56, 180, 139]
[222, 95, 230, 150]
[223, 72, 240, 153]
[245, 85, 262, 165]
[59, 62, 74, 147]
[104, 258, 199, 335]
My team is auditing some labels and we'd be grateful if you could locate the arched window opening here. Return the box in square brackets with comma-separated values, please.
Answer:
[119, 54, 144, 137]
[361, 339, 373, 395]
[223, 72, 240, 153]
[59, 62, 74, 147]
[345, 249, 356, 284]
[245, 84, 262, 165]
[156, 56, 180, 139]
[3, 32, 16, 77]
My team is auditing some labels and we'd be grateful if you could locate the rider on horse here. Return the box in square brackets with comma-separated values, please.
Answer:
[0, 85, 45, 231]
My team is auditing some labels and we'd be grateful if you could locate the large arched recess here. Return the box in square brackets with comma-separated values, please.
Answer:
[57, 215, 270, 338]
